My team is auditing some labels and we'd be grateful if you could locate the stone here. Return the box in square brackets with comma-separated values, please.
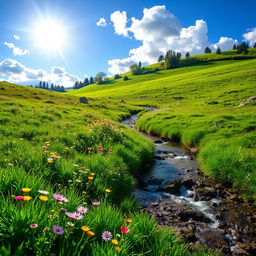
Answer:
[79, 97, 88, 104]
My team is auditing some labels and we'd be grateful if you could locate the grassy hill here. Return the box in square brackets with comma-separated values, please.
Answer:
[69, 53, 256, 199]
[2, 82, 213, 256]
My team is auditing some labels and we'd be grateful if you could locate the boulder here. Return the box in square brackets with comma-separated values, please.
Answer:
[79, 97, 88, 104]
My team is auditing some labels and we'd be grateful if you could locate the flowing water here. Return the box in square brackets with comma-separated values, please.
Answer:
[122, 115, 256, 255]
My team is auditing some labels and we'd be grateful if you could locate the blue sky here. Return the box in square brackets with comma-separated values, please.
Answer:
[0, 0, 255, 86]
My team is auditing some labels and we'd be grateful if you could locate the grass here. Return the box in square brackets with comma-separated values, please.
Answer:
[69, 51, 256, 200]
[0, 82, 213, 255]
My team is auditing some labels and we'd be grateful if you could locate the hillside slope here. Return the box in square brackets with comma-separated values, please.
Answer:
[69, 58, 256, 198]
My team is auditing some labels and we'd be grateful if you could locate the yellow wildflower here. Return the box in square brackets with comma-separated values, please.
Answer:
[22, 188, 32, 193]
[81, 226, 90, 232]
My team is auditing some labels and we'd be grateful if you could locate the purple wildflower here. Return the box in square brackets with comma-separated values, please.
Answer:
[53, 225, 64, 235]
[102, 231, 112, 241]
[92, 201, 100, 206]
[77, 206, 88, 214]
[53, 193, 68, 203]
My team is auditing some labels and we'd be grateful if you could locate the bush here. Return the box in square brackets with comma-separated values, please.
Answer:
[123, 76, 129, 81]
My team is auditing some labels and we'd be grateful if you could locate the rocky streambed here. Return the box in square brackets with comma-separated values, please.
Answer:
[122, 115, 256, 256]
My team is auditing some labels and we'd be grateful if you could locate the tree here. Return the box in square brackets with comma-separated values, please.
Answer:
[185, 52, 190, 58]
[114, 74, 121, 79]
[138, 61, 142, 68]
[83, 78, 89, 87]
[73, 81, 79, 89]
[233, 44, 237, 50]
[39, 81, 42, 88]
[89, 77, 94, 84]
[216, 47, 221, 54]
[158, 55, 164, 62]
[95, 72, 107, 84]
[42, 81, 46, 89]
[164, 50, 181, 69]
[204, 47, 211, 53]
[123, 76, 129, 81]
[130, 64, 141, 75]
[254, 42, 256, 48]
[237, 42, 249, 54]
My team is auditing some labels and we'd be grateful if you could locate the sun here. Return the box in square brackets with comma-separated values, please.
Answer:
[33, 19, 66, 52]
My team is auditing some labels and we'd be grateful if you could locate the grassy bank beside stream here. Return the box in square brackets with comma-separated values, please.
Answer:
[0, 82, 216, 255]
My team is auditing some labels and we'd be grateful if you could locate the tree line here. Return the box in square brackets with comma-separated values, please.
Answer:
[34, 81, 65, 92]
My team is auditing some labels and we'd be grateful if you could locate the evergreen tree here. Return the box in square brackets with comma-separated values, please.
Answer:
[185, 52, 190, 58]
[216, 47, 221, 54]
[46, 83, 49, 89]
[138, 61, 142, 68]
[50, 83, 54, 90]
[233, 44, 237, 50]
[158, 55, 164, 62]
[89, 77, 94, 84]
[164, 50, 181, 69]
[73, 81, 79, 89]
[237, 42, 249, 54]
[39, 81, 42, 88]
[254, 42, 256, 48]
[79, 81, 83, 88]
[83, 78, 89, 87]
[204, 47, 211, 53]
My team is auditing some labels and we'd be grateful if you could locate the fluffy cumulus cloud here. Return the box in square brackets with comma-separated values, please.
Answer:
[110, 11, 128, 36]
[4, 42, 29, 56]
[13, 35, 20, 40]
[96, 18, 107, 27]
[243, 28, 256, 46]
[108, 5, 239, 74]
[211, 37, 238, 51]
[0, 58, 80, 87]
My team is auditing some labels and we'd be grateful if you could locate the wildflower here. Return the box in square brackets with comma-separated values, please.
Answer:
[88, 176, 94, 181]
[90, 173, 96, 176]
[105, 189, 111, 193]
[47, 158, 53, 163]
[29, 224, 38, 229]
[53, 155, 61, 159]
[39, 195, 48, 201]
[125, 218, 132, 223]
[98, 146, 103, 151]
[120, 226, 130, 233]
[92, 202, 100, 206]
[68, 180, 72, 183]
[53, 225, 64, 235]
[116, 234, 121, 238]
[53, 193, 68, 203]
[87, 147, 92, 151]
[115, 247, 121, 252]
[73, 164, 79, 167]
[77, 206, 88, 214]
[87, 231, 95, 237]
[67, 222, 74, 227]
[81, 226, 90, 232]
[38, 190, 49, 195]
[23, 196, 32, 201]
[102, 231, 112, 241]
[111, 239, 118, 245]
[19, 138, 24, 141]
[15, 196, 24, 201]
[72, 212, 83, 220]
[65, 212, 74, 218]
[22, 188, 31, 193]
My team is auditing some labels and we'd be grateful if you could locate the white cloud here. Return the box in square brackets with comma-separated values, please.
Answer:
[108, 5, 239, 74]
[13, 35, 20, 40]
[110, 11, 128, 37]
[96, 18, 107, 27]
[211, 37, 238, 51]
[0, 58, 80, 87]
[4, 42, 29, 56]
[243, 28, 256, 46]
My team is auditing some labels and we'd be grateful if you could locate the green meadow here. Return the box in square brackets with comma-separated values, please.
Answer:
[0, 82, 214, 255]
[1, 49, 255, 255]
[70, 50, 256, 199]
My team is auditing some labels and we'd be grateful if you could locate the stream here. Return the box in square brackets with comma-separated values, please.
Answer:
[122, 115, 256, 256]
